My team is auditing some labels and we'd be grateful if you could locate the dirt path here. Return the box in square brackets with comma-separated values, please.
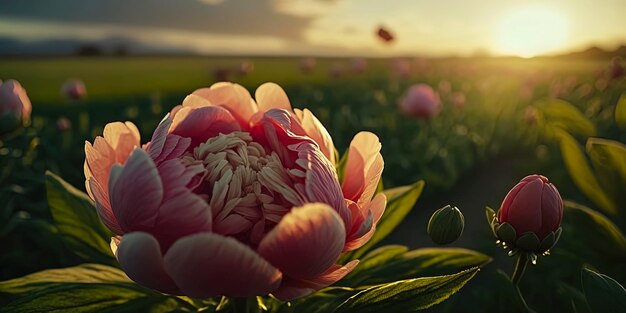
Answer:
[382, 154, 524, 251]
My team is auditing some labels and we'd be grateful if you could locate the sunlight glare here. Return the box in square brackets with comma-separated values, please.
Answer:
[495, 6, 569, 58]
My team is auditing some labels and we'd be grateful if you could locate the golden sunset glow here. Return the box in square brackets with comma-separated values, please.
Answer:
[495, 5, 570, 58]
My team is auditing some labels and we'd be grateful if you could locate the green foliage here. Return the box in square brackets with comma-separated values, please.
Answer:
[535, 99, 596, 139]
[343, 246, 490, 286]
[340, 181, 425, 261]
[0, 264, 197, 313]
[333, 268, 479, 313]
[45, 171, 116, 265]
[581, 268, 626, 313]
[557, 131, 617, 215]
[615, 93, 626, 130]
[561, 201, 626, 263]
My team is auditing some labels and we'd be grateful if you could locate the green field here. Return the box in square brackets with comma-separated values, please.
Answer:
[1, 55, 625, 312]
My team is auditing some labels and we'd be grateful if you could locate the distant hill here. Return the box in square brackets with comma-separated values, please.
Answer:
[0, 36, 195, 56]
[545, 45, 626, 59]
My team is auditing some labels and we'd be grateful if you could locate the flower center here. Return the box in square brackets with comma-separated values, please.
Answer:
[183, 131, 306, 245]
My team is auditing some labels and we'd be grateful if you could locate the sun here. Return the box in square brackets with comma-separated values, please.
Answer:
[494, 5, 570, 58]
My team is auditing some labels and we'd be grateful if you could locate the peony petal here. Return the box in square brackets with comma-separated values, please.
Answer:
[344, 193, 387, 251]
[109, 149, 163, 232]
[342, 132, 383, 207]
[116, 232, 181, 294]
[193, 82, 257, 127]
[255, 82, 291, 113]
[293, 108, 336, 165]
[169, 105, 241, 148]
[297, 142, 351, 229]
[271, 260, 359, 301]
[103, 121, 140, 163]
[163, 232, 282, 298]
[89, 178, 122, 235]
[540, 183, 563, 238]
[508, 179, 543, 235]
[258, 203, 346, 280]
[147, 115, 172, 160]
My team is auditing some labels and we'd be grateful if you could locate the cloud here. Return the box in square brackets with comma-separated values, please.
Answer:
[0, 0, 314, 40]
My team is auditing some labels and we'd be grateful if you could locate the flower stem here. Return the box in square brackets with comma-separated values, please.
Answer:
[230, 298, 252, 313]
[510, 253, 535, 313]
[511, 252, 528, 285]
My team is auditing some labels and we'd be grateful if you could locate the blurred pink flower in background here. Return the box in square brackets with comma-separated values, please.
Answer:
[392, 58, 412, 79]
[351, 57, 368, 74]
[329, 63, 345, 79]
[498, 175, 563, 241]
[376, 26, 394, 43]
[451, 91, 466, 109]
[399, 84, 441, 120]
[84, 82, 386, 300]
[438, 80, 451, 95]
[523, 106, 539, 125]
[61, 79, 87, 100]
[237, 61, 254, 76]
[299, 57, 316, 73]
[0, 79, 32, 133]
[212, 67, 230, 82]
[56, 116, 72, 133]
[608, 56, 624, 80]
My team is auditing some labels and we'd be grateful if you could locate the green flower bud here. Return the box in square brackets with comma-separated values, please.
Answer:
[428, 205, 465, 245]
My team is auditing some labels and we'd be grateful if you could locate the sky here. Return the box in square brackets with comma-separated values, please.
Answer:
[0, 0, 625, 57]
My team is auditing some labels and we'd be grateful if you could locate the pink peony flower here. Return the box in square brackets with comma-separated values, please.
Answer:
[61, 79, 87, 100]
[237, 61, 254, 76]
[84, 82, 386, 300]
[299, 57, 317, 73]
[392, 58, 412, 79]
[0, 79, 32, 133]
[351, 58, 368, 74]
[56, 116, 72, 133]
[399, 84, 441, 120]
[498, 175, 563, 241]
[451, 92, 465, 109]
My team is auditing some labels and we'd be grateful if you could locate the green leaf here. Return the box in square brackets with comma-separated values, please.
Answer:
[586, 138, 626, 204]
[334, 268, 479, 313]
[581, 268, 626, 313]
[557, 131, 617, 215]
[0, 264, 195, 313]
[537, 99, 596, 138]
[341, 181, 425, 261]
[615, 93, 626, 130]
[45, 171, 115, 265]
[279, 287, 356, 313]
[343, 247, 490, 286]
[562, 201, 626, 262]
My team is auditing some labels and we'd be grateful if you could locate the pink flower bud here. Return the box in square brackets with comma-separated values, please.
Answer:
[56, 116, 72, 133]
[61, 79, 87, 100]
[498, 175, 563, 241]
[299, 57, 316, 73]
[399, 84, 441, 120]
[0, 79, 32, 133]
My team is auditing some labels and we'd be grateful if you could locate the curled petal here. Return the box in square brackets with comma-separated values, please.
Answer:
[256, 82, 291, 113]
[258, 203, 346, 280]
[109, 149, 163, 232]
[344, 193, 387, 251]
[89, 178, 122, 235]
[169, 105, 241, 148]
[193, 82, 257, 127]
[117, 232, 181, 294]
[342, 132, 383, 208]
[293, 108, 336, 164]
[163, 233, 282, 298]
